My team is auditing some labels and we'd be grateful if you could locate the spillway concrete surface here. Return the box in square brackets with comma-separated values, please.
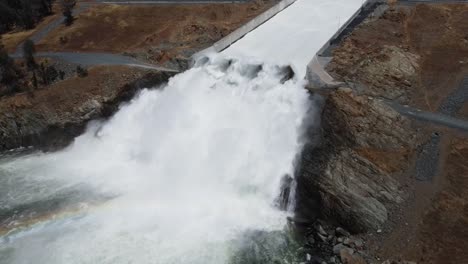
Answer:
[223, 0, 365, 77]
[0, 1, 363, 263]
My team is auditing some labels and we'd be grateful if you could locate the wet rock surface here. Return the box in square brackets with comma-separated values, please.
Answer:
[294, 220, 372, 264]
[230, 229, 301, 264]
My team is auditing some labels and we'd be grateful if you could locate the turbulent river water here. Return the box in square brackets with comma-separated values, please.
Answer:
[0, 0, 362, 263]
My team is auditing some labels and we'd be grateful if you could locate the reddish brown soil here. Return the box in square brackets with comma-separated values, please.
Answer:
[407, 4, 468, 112]
[2, 12, 60, 53]
[329, 4, 468, 113]
[328, 3, 468, 264]
[36, 0, 277, 62]
[356, 147, 412, 174]
[0, 65, 147, 115]
[412, 137, 468, 264]
[371, 135, 468, 264]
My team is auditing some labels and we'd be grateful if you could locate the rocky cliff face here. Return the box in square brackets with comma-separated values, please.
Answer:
[296, 88, 420, 232]
[0, 67, 175, 152]
[329, 45, 419, 103]
[297, 4, 468, 263]
[293, 5, 433, 235]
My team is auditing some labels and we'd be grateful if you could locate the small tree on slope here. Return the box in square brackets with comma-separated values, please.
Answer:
[23, 39, 36, 70]
[61, 0, 76, 26]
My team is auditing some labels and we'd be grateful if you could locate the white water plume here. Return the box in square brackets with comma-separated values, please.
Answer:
[0, 0, 366, 261]
[0, 55, 313, 264]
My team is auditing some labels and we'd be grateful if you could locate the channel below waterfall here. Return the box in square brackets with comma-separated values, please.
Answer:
[0, 0, 363, 263]
[0, 55, 312, 264]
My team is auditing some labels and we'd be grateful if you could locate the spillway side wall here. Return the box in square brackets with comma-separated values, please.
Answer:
[191, 0, 297, 61]
[307, 0, 387, 88]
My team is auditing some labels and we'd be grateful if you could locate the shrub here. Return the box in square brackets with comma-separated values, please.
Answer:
[46, 65, 58, 82]
[0, 41, 19, 85]
[76, 65, 88, 77]
[39, 63, 59, 85]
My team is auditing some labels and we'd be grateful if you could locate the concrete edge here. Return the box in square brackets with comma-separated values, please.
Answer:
[191, 0, 297, 62]
[307, 0, 387, 89]
[306, 0, 468, 89]
[305, 55, 344, 89]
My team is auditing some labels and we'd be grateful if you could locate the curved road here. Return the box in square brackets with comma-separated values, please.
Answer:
[12, 0, 254, 70]
[10, 52, 177, 71]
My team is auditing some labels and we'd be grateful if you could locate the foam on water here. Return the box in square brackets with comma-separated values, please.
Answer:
[223, 0, 365, 77]
[0, 0, 365, 262]
[0, 56, 313, 264]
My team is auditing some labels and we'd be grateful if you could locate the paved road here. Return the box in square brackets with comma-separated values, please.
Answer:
[12, 0, 249, 69]
[303, 0, 468, 182]
[414, 133, 441, 181]
[14, 4, 90, 55]
[11, 52, 177, 71]
[439, 77, 468, 116]
[386, 75, 468, 182]
[387, 101, 468, 132]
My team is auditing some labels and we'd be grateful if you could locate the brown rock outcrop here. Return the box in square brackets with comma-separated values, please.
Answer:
[298, 3, 468, 262]
[0, 66, 175, 152]
[296, 88, 419, 232]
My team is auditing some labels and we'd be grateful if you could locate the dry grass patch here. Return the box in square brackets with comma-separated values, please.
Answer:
[35, 1, 277, 55]
[2, 13, 60, 53]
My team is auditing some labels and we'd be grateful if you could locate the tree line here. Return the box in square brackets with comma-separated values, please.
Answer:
[0, 0, 54, 34]
[1, 37, 86, 97]
[0, 0, 80, 96]
[0, 0, 77, 34]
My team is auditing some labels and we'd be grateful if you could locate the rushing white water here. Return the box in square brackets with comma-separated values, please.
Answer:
[224, 0, 364, 76]
[0, 56, 312, 264]
[0, 0, 364, 263]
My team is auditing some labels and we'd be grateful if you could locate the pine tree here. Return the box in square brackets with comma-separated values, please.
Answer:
[23, 39, 36, 70]
[59, 70, 65, 80]
[0, 2, 16, 33]
[61, 0, 76, 26]
[76, 65, 88, 77]
[32, 71, 38, 89]
[39, 62, 47, 84]
[19, 0, 35, 29]
[0, 37, 19, 85]
[41, 0, 53, 15]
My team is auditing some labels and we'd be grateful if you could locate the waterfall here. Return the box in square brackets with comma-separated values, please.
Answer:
[0, 1, 364, 262]
[0, 55, 313, 264]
